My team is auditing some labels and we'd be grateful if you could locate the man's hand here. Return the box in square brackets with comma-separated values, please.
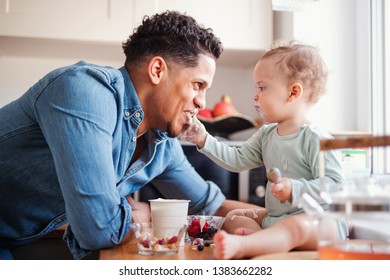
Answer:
[126, 196, 151, 224]
[119, 196, 151, 245]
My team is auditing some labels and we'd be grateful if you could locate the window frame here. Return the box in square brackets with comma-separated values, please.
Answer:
[370, 0, 390, 174]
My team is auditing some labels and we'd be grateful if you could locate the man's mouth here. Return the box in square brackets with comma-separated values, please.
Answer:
[181, 109, 199, 133]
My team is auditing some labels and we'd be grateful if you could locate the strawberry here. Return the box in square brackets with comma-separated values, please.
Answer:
[187, 225, 201, 238]
[140, 240, 150, 248]
[191, 219, 200, 227]
[168, 236, 178, 244]
[157, 238, 165, 245]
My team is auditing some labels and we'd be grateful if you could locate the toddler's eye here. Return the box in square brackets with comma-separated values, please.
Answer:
[255, 86, 265, 93]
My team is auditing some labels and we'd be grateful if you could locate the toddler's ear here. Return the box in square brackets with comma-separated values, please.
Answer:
[288, 82, 303, 101]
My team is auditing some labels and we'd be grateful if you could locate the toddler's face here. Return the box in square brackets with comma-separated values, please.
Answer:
[252, 58, 291, 123]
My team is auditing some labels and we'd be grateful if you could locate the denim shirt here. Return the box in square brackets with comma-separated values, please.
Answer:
[0, 61, 225, 259]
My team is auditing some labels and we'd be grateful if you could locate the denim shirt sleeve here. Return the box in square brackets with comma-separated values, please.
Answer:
[34, 66, 131, 259]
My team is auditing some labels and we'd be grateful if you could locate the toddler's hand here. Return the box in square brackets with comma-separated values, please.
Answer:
[270, 177, 292, 203]
[178, 116, 207, 148]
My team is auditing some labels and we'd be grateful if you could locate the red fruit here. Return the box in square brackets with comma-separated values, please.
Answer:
[157, 238, 165, 245]
[198, 108, 213, 119]
[168, 236, 178, 244]
[213, 95, 236, 117]
[141, 240, 150, 248]
[202, 222, 210, 232]
[187, 225, 201, 238]
[191, 219, 200, 227]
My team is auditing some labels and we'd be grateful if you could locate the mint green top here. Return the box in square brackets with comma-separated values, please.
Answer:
[200, 123, 344, 217]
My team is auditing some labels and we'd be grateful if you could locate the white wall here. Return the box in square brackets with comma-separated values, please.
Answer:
[293, 0, 358, 132]
[205, 65, 256, 116]
[0, 56, 122, 106]
[273, 0, 371, 133]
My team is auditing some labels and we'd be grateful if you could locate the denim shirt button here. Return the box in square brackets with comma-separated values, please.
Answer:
[124, 111, 130, 117]
[132, 136, 136, 142]
[135, 112, 140, 118]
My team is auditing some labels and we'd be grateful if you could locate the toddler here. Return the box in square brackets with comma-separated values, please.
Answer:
[181, 42, 348, 259]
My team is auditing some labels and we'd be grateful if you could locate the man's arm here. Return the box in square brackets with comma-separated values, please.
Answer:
[119, 196, 151, 244]
[35, 68, 132, 253]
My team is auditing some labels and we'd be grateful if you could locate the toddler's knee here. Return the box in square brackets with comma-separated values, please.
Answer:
[289, 215, 317, 241]
[226, 209, 247, 218]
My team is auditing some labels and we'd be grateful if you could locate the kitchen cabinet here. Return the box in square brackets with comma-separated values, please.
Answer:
[0, 0, 135, 42]
[0, 0, 272, 51]
[134, 0, 273, 51]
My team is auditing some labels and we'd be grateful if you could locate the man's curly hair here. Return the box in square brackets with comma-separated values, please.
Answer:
[122, 11, 223, 68]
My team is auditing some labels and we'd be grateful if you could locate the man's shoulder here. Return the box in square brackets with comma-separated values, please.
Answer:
[51, 61, 121, 81]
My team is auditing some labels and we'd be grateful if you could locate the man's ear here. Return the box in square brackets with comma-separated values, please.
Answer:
[148, 56, 167, 85]
[288, 82, 303, 102]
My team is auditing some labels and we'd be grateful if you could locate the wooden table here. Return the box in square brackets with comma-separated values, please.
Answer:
[99, 239, 215, 260]
[99, 239, 318, 260]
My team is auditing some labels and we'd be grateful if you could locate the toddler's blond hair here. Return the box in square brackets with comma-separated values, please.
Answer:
[261, 41, 328, 104]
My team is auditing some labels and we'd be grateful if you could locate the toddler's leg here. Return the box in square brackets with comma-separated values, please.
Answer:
[223, 208, 266, 234]
[214, 213, 320, 260]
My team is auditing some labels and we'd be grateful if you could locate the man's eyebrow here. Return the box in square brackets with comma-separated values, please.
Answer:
[197, 79, 210, 88]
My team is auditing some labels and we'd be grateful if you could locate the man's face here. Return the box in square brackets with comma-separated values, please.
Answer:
[159, 54, 216, 137]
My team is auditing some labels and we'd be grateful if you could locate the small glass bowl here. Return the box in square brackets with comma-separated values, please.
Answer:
[131, 222, 187, 255]
[186, 215, 226, 244]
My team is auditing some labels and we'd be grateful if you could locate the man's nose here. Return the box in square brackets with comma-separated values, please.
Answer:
[194, 92, 206, 110]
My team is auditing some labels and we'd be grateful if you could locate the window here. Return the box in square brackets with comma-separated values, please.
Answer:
[370, 0, 390, 174]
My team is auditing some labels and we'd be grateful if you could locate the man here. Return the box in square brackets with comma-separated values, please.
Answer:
[0, 11, 256, 259]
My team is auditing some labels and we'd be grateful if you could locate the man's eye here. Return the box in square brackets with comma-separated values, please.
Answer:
[194, 82, 202, 89]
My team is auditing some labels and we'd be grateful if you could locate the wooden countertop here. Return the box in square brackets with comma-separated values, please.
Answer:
[99, 239, 215, 260]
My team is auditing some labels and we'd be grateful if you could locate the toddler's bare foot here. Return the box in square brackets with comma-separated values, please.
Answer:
[213, 230, 246, 260]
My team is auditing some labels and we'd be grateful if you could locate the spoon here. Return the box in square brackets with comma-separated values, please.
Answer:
[266, 167, 281, 183]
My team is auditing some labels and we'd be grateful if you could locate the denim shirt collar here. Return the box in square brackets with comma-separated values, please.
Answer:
[119, 66, 143, 125]
[119, 66, 168, 143]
